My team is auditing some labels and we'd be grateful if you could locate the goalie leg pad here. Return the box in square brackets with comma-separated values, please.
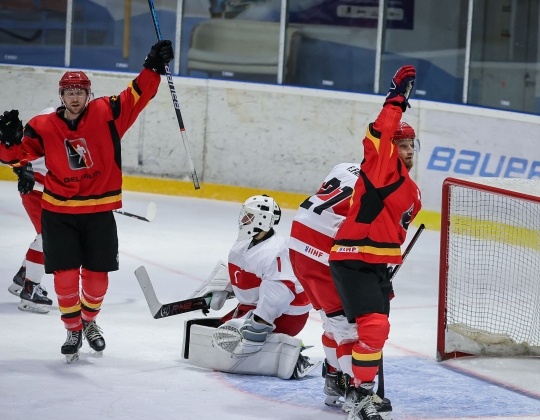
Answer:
[182, 317, 223, 359]
[185, 324, 303, 379]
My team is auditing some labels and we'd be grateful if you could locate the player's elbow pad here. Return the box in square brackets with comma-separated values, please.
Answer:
[254, 280, 294, 323]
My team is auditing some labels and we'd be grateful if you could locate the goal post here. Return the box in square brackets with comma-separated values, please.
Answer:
[437, 177, 540, 361]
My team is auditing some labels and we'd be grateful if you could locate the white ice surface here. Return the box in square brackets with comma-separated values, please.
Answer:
[0, 181, 539, 420]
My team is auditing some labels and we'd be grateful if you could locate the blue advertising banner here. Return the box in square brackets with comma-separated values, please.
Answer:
[289, 0, 414, 29]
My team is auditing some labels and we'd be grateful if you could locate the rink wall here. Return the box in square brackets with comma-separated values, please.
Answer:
[1, 64, 539, 231]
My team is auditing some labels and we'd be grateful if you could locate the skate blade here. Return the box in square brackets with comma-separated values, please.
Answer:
[88, 350, 103, 358]
[324, 395, 344, 408]
[295, 360, 322, 379]
[378, 412, 393, 420]
[65, 352, 80, 363]
[8, 283, 22, 296]
[18, 301, 51, 314]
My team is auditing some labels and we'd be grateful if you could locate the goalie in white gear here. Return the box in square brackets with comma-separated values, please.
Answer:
[184, 195, 318, 379]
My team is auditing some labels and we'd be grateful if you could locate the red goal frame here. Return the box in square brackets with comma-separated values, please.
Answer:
[437, 177, 540, 361]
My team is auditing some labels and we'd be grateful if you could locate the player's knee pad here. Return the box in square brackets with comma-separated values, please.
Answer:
[81, 268, 108, 298]
[356, 313, 390, 350]
[54, 268, 80, 297]
[325, 313, 358, 345]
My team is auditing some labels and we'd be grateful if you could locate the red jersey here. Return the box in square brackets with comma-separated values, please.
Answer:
[329, 104, 422, 265]
[0, 68, 160, 214]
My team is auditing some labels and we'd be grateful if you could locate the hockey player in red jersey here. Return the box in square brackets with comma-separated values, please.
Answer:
[185, 195, 317, 378]
[0, 40, 174, 363]
[326, 65, 421, 420]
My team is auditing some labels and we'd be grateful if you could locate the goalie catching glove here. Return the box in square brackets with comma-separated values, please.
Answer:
[189, 261, 233, 311]
[384, 65, 416, 112]
[0, 109, 23, 148]
[212, 311, 275, 357]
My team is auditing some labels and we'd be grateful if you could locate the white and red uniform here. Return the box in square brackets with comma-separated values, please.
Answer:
[224, 230, 312, 337]
[289, 163, 360, 375]
[289, 162, 359, 314]
[19, 156, 47, 284]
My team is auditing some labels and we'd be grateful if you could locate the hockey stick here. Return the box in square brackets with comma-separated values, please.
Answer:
[147, 0, 200, 190]
[113, 202, 157, 222]
[377, 223, 425, 399]
[389, 223, 426, 280]
[135, 266, 211, 319]
[0, 28, 43, 42]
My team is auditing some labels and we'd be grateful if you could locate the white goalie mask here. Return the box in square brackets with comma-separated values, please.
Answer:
[237, 195, 281, 241]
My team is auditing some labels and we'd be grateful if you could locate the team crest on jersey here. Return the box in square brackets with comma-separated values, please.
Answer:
[65, 138, 93, 169]
[400, 204, 414, 230]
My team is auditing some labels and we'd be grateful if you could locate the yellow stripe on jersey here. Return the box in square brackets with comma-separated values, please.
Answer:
[365, 128, 380, 153]
[352, 349, 382, 361]
[59, 303, 81, 314]
[42, 192, 122, 207]
[81, 296, 102, 310]
[330, 244, 402, 256]
[129, 81, 141, 103]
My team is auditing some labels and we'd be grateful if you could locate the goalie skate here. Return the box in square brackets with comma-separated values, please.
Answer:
[291, 352, 321, 379]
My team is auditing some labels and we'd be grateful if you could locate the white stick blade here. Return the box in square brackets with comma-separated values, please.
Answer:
[146, 202, 157, 222]
[134, 266, 161, 317]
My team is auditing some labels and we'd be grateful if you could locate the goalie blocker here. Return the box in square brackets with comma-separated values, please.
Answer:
[182, 318, 320, 380]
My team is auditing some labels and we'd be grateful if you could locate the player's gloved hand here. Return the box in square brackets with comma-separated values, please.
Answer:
[384, 65, 416, 112]
[13, 163, 35, 195]
[143, 40, 174, 75]
[0, 110, 23, 148]
[189, 261, 233, 311]
[232, 311, 275, 357]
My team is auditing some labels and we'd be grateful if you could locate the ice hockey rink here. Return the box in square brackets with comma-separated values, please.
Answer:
[0, 180, 539, 420]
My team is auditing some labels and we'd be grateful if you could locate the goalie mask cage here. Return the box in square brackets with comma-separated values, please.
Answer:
[437, 177, 540, 361]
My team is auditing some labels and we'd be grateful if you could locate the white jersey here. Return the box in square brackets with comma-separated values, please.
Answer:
[228, 231, 312, 321]
[289, 162, 360, 266]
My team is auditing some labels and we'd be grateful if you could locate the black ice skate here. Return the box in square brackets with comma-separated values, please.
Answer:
[61, 330, 83, 363]
[83, 320, 106, 352]
[372, 393, 393, 420]
[346, 382, 383, 420]
[18, 280, 53, 314]
[323, 361, 346, 407]
[8, 266, 25, 296]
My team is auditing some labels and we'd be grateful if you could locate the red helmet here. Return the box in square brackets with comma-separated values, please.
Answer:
[392, 122, 415, 141]
[59, 71, 91, 95]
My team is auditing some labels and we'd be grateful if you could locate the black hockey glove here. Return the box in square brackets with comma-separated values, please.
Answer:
[384, 65, 416, 112]
[143, 40, 174, 75]
[0, 109, 23, 148]
[13, 163, 35, 195]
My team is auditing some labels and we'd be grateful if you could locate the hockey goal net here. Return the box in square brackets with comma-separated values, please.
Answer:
[437, 177, 540, 361]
